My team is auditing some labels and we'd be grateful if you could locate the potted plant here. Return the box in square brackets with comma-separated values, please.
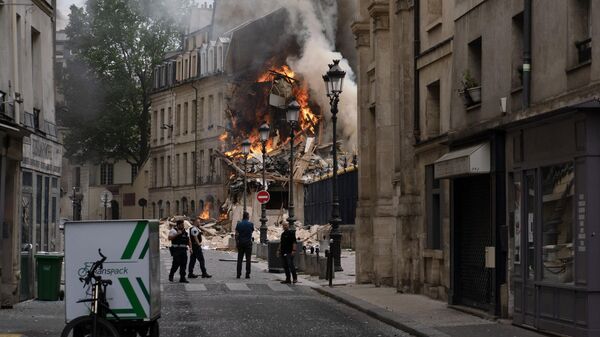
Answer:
[458, 70, 481, 106]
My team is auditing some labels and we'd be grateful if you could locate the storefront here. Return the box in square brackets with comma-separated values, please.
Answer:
[19, 134, 62, 301]
[508, 103, 600, 336]
[435, 132, 507, 316]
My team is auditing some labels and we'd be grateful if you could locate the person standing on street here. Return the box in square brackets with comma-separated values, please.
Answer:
[188, 219, 212, 279]
[279, 221, 298, 284]
[168, 219, 189, 283]
[235, 212, 254, 279]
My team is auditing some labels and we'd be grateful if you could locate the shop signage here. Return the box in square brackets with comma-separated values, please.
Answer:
[22, 134, 62, 176]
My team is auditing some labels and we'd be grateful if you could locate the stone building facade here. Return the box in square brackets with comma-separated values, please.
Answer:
[353, 1, 600, 336]
[0, 0, 61, 306]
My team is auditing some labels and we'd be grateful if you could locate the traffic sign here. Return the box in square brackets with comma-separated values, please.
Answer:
[100, 190, 113, 203]
[256, 190, 270, 204]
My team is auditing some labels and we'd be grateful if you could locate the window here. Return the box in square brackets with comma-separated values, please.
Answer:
[176, 104, 181, 135]
[183, 102, 188, 134]
[199, 150, 204, 184]
[153, 111, 158, 141]
[167, 107, 172, 138]
[570, 0, 592, 65]
[160, 157, 165, 187]
[209, 149, 215, 182]
[167, 155, 171, 186]
[192, 100, 197, 133]
[176, 154, 180, 186]
[512, 13, 524, 89]
[153, 158, 158, 187]
[131, 164, 138, 181]
[208, 95, 214, 128]
[100, 163, 114, 185]
[183, 153, 188, 185]
[541, 163, 574, 283]
[425, 80, 440, 138]
[33, 108, 41, 131]
[160, 109, 165, 139]
[199, 97, 205, 129]
[123, 193, 135, 206]
[468, 37, 482, 86]
[218, 93, 223, 127]
[175, 200, 180, 215]
[426, 165, 442, 249]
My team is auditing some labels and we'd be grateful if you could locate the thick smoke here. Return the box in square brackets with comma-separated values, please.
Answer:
[214, 0, 358, 149]
[280, 0, 358, 149]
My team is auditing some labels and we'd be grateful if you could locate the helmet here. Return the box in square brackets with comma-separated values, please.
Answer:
[190, 227, 200, 236]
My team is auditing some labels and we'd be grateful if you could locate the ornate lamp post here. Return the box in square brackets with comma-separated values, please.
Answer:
[286, 99, 300, 231]
[259, 123, 270, 243]
[323, 59, 346, 272]
[241, 139, 251, 212]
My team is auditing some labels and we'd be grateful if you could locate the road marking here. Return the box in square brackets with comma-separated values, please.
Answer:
[0, 334, 24, 337]
[184, 283, 207, 291]
[267, 283, 293, 292]
[225, 283, 250, 291]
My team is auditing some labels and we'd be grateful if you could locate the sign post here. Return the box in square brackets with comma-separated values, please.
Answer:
[100, 190, 113, 220]
[256, 190, 270, 204]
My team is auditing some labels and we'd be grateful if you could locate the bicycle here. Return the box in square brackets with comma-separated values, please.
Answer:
[61, 249, 120, 337]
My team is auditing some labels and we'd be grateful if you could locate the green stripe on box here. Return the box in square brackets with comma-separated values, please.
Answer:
[136, 277, 150, 304]
[121, 222, 147, 260]
[118, 278, 146, 318]
[139, 239, 149, 260]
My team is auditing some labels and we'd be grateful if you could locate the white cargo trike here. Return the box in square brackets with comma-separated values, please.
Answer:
[62, 220, 161, 337]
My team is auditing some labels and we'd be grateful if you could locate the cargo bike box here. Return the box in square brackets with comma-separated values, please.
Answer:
[64, 220, 161, 335]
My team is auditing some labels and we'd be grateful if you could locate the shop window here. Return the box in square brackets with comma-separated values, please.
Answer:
[426, 165, 442, 249]
[541, 163, 574, 283]
[525, 173, 536, 280]
[100, 163, 114, 185]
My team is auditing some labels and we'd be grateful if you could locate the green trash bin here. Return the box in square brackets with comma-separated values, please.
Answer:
[35, 252, 64, 301]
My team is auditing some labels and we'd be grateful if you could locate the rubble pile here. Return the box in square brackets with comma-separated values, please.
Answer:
[158, 215, 331, 251]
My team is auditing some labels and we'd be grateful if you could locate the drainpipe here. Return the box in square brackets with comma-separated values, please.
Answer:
[413, 0, 421, 142]
[523, 0, 532, 108]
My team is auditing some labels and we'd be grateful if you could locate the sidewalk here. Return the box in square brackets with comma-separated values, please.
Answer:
[304, 252, 549, 337]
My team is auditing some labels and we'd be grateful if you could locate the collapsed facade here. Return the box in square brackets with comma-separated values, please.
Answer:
[353, 0, 600, 336]
[150, 1, 359, 233]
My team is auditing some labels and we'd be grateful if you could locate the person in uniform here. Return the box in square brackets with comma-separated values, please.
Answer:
[279, 221, 298, 284]
[168, 219, 189, 283]
[188, 219, 212, 278]
[235, 212, 254, 279]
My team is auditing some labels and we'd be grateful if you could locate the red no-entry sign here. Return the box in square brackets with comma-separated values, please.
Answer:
[257, 190, 270, 204]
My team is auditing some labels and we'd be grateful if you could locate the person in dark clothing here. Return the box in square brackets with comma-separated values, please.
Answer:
[235, 212, 254, 279]
[168, 220, 189, 283]
[279, 221, 298, 284]
[188, 220, 212, 279]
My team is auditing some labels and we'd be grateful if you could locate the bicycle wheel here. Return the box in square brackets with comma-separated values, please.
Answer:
[61, 315, 120, 337]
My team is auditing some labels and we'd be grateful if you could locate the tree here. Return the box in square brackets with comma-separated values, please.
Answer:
[60, 0, 191, 167]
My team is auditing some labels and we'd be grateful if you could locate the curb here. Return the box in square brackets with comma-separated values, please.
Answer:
[314, 287, 451, 337]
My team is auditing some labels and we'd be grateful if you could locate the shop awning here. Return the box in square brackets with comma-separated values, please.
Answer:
[434, 143, 490, 179]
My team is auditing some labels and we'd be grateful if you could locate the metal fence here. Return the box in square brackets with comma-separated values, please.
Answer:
[303, 169, 357, 226]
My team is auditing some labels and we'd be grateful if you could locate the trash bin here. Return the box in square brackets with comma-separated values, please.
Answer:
[35, 252, 64, 301]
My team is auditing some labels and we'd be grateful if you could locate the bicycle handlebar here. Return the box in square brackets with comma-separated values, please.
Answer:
[81, 249, 107, 287]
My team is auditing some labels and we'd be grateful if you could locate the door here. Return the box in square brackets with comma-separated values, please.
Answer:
[453, 175, 493, 311]
[522, 171, 537, 327]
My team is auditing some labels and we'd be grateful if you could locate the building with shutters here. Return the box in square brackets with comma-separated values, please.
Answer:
[353, 1, 600, 336]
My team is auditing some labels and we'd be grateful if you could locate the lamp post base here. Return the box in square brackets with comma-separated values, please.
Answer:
[330, 228, 343, 272]
[259, 218, 268, 244]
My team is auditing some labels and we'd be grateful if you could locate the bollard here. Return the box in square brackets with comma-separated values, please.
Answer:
[326, 249, 333, 287]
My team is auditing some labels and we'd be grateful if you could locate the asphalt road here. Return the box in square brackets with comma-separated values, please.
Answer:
[0, 249, 411, 337]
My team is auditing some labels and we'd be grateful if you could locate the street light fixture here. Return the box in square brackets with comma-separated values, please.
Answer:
[323, 59, 346, 272]
[259, 123, 270, 244]
[241, 139, 251, 212]
[286, 99, 300, 231]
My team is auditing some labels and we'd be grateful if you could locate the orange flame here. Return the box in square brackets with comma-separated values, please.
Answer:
[198, 203, 211, 220]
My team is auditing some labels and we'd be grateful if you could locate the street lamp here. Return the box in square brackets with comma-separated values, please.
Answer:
[259, 123, 270, 244]
[286, 99, 300, 231]
[323, 59, 346, 272]
[241, 139, 251, 212]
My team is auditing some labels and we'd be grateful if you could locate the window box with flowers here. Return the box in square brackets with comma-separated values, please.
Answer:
[458, 70, 481, 107]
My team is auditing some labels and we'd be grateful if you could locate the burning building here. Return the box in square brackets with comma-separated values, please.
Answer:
[149, 0, 358, 233]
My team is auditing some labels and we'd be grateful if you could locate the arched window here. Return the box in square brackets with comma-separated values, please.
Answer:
[158, 200, 163, 218]
[182, 197, 188, 215]
[201, 52, 207, 75]
[217, 46, 223, 70]
[152, 202, 156, 218]
[175, 200, 180, 215]
[166, 201, 171, 217]
[191, 200, 195, 215]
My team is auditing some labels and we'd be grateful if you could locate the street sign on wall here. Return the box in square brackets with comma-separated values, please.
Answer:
[257, 190, 270, 204]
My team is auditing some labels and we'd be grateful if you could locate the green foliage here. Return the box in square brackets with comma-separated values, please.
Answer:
[461, 70, 479, 90]
[60, 0, 193, 166]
